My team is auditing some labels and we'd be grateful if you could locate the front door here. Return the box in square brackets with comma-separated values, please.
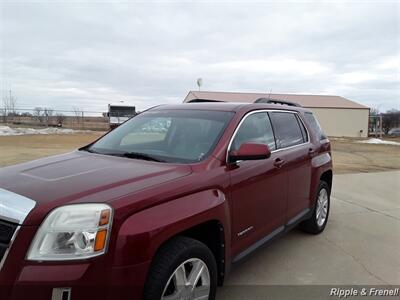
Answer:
[227, 112, 287, 258]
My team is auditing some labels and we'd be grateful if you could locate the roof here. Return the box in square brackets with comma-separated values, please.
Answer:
[151, 102, 253, 111]
[154, 102, 246, 112]
[153, 102, 309, 113]
[184, 91, 369, 109]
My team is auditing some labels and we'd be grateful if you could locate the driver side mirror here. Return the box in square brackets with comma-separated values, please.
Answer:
[228, 143, 271, 163]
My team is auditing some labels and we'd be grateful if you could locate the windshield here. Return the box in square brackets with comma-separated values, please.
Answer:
[88, 109, 234, 163]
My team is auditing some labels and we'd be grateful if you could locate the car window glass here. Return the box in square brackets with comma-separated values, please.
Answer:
[270, 112, 304, 149]
[296, 115, 309, 142]
[90, 110, 233, 163]
[303, 112, 327, 140]
[121, 117, 171, 146]
[231, 112, 276, 151]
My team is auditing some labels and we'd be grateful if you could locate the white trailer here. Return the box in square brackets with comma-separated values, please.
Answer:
[108, 104, 136, 129]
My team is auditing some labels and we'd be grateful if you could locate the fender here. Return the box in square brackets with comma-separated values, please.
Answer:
[309, 151, 333, 206]
[112, 189, 231, 267]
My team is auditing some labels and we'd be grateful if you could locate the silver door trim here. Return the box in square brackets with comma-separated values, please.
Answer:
[226, 109, 311, 163]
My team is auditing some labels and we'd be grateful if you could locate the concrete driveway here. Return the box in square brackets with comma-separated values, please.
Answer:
[218, 171, 400, 299]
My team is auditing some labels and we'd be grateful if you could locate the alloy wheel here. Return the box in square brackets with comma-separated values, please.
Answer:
[316, 188, 329, 227]
[162, 258, 210, 300]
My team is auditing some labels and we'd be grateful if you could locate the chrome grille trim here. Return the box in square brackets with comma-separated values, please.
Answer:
[0, 188, 36, 271]
[0, 225, 20, 271]
[0, 188, 36, 224]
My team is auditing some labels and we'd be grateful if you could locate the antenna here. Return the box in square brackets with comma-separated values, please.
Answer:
[268, 89, 272, 99]
[197, 78, 203, 91]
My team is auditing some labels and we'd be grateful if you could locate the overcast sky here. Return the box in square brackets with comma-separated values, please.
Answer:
[0, 0, 399, 113]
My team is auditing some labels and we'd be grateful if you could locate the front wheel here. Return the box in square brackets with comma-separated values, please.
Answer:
[300, 180, 330, 234]
[144, 236, 218, 300]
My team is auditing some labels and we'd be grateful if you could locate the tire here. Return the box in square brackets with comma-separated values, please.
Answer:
[144, 236, 218, 300]
[300, 180, 330, 234]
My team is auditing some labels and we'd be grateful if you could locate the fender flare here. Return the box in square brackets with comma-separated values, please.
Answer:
[112, 189, 231, 267]
[310, 152, 333, 205]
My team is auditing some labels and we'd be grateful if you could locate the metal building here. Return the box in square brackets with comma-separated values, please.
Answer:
[184, 91, 370, 138]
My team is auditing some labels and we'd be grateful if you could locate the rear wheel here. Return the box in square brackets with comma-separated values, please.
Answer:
[300, 180, 330, 234]
[144, 236, 218, 300]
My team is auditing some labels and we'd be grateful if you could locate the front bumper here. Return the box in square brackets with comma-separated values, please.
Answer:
[0, 226, 150, 300]
[2, 261, 150, 300]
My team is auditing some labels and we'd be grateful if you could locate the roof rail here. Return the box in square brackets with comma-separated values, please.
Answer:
[187, 99, 222, 103]
[255, 98, 301, 107]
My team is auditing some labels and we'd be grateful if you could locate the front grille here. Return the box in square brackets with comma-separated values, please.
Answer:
[0, 219, 18, 264]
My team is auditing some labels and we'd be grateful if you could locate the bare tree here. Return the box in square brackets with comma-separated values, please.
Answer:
[370, 107, 380, 116]
[72, 107, 83, 128]
[383, 109, 400, 133]
[33, 107, 44, 124]
[43, 108, 54, 126]
[0, 104, 5, 123]
[72, 107, 82, 117]
[1, 90, 18, 123]
[56, 113, 66, 127]
[369, 107, 381, 134]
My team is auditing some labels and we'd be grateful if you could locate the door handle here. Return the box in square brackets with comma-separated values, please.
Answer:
[308, 148, 317, 157]
[274, 158, 285, 168]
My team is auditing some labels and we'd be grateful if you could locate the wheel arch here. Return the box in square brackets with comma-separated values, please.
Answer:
[144, 220, 227, 288]
[177, 220, 226, 285]
[320, 169, 333, 192]
[113, 189, 231, 285]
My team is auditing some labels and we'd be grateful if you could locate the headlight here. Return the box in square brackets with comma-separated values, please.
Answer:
[27, 203, 113, 261]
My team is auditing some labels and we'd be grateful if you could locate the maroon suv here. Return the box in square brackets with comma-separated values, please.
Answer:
[0, 101, 332, 300]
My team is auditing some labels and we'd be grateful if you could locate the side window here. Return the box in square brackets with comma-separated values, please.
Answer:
[231, 112, 276, 151]
[269, 112, 305, 149]
[296, 115, 309, 142]
[303, 112, 327, 140]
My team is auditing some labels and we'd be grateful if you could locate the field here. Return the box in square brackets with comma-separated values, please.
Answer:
[0, 133, 400, 173]
[0, 132, 104, 167]
[331, 137, 400, 173]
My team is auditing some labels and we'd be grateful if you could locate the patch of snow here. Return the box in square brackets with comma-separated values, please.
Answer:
[0, 126, 92, 136]
[357, 138, 400, 146]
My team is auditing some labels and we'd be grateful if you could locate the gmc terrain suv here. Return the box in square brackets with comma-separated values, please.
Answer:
[0, 100, 332, 300]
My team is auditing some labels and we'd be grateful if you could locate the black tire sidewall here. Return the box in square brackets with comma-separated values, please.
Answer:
[144, 237, 218, 300]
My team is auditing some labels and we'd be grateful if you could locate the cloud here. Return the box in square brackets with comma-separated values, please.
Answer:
[0, 1, 399, 113]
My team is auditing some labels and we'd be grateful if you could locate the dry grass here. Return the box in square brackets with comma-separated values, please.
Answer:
[0, 133, 104, 167]
[0, 134, 399, 174]
[330, 137, 400, 173]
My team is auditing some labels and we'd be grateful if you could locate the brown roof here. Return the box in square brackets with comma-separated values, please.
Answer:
[184, 91, 369, 109]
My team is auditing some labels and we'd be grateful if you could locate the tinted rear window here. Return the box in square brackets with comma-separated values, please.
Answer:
[270, 112, 306, 149]
[303, 112, 327, 140]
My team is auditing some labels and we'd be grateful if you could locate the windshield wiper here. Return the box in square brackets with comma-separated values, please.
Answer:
[121, 152, 165, 162]
[83, 148, 164, 162]
[82, 147, 99, 154]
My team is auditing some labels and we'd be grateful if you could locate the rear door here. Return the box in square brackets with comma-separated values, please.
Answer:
[269, 111, 312, 223]
[228, 111, 287, 257]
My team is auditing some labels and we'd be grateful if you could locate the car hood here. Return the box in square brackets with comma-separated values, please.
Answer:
[0, 151, 192, 225]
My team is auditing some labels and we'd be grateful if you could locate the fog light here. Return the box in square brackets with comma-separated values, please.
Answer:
[52, 288, 71, 300]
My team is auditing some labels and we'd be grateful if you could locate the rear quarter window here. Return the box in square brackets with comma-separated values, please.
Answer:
[303, 112, 327, 140]
[269, 112, 307, 149]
